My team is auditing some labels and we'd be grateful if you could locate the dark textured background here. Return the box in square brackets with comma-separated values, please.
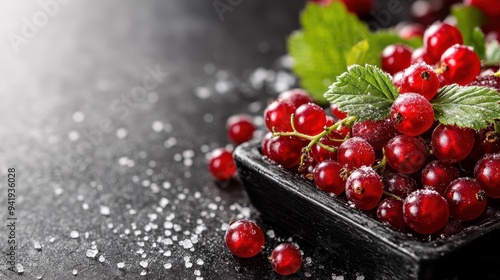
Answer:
[2, 1, 490, 279]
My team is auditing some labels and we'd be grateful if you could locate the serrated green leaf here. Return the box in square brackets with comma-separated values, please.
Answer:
[324, 64, 398, 121]
[485, 40, 500, 66]
[431, 85, 500, 130]
[452, 5, 486, 59]
[287, 2, 422, 104]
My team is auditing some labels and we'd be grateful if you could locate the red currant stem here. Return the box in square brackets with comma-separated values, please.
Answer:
[494, 70, 500, 78]
[372, 154, 387, 171]
[383, 190, 403, 201]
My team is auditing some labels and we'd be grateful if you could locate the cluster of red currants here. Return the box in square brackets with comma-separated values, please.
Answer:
[224, 219, 303, 276]
[261, 20, 500, 235]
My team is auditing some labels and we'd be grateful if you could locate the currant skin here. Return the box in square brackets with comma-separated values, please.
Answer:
[224, 220, 265, 258]
[266, 136, 306, 169]
[352, 118, 398, 153]
[270, 243, 302, 276]
[381, 44, 413, 75]
[440, 44, 481, 86]
[377, 198, 408, 232]
[431, 124, 475, 163]
[277, 88, 313, 109]
[399, 63, 440, 100]
[314, 160, 347, 195]
[469, 126, 500, 161]
[444, 178, 487, 222]
[311, 131, 343, 163]
[345, 167, 384, 210]
[337, 137, 376, 169]
[226, 114, 255, 145]
[423, 22, 463, 64]
[421, 160, 460, 195]
[264, 100, 295, 133]
[382, 172, 418, 198]
[403, 189, 449, 235]
[384, 135, 428, 174]
[390, 93, 434, 137]
[474, 153, 500, 198]
[208, 148, 237, 181]
[293, 103, 327, 136]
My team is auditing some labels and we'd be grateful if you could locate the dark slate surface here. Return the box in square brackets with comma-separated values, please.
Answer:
[1, 1, 490, 280]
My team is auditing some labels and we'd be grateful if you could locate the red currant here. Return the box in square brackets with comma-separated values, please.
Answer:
[382, 172, 418, 198]
[431, 124, 475, 163]
[226, 114, 255, 145]
[330, 103, 348, 120]
[314, 160, 347, 195]
[261, 132, 273, 158]
[267, 136, 306, 169]
[400, 63, 440, 100]
[385, 135, 428, 174]
[469, 127, 500, 161]
[377, 198, 408, 232]
[403, 189, 449, 235]
[390, 93, 434, 136]
[278, 89, 313, 109]
[311, 132, 343, 163]
[270, 243, 302, 276]
[411, 47, 433, 65]
[264, 100, 294, 133]
[381, 44, 413, 75]
[444, 178, 487, 221]
[423, 22, 463, 64]
[464, 0, 500, 18]
[352, 118, 398, 153]
[208, 148, 237, 181]
[345, 167, 384, 210]
[421, 160, 460, 195]
[440, 44, 481, 86]
[293, 103, 327, 136]
[474, 153, 500, 198]
[337, 137, 375, 169]
[225, 220, 265, 258]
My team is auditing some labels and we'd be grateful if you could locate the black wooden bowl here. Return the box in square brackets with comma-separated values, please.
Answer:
[233, 139, 500, 280]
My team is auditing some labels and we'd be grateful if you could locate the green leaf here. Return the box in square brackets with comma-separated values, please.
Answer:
[324, 64, 398, 121]
[431, 85, 500, 130]
[288, 2, 422, 104]
[452, 5, 486, 59]
[485, 40, 500, 66]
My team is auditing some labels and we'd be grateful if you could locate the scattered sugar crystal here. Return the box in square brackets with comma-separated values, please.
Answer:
[164, 263, 172, 269]
[266, 230, 275, 238]
[70, 231, 79, 239]
[304, 272, 312, 278]
[159, 197, 169, 208]
[68, 131, 80, 141]
[86, 248, 98, 258]
[98, 255, 105, 262]
[196, 87, 211, 99]
[185, 262, 193, 268]
[164, 137, 177, 148]
[54, 187, 63, 196]
[140, 261, 148, 268]
[34, 241, 42, 251]
[196, 259, 204, 265]
[82, 203, 89, 210]
[152, 121, 164, 132]
[100, 206, 110, 216]
[117, 262, 125, 269]
[140, 270, 147, 276]
[164, 250, 171, 257]
[174, 154, 182, 161]
[72, 111, 85, 123]
[194, 270, 201, 276]
[16, 264, 24, 274]
[49, 237, 56, 243]
[72, 269, 78, 276]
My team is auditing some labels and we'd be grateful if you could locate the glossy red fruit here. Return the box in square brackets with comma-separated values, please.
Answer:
[226, 114, 255, 145]
[270, 243, 302, 276]
[382, 172, 418, 198]
[377, 198, 408, 232]
[469, 127, 500, 161]
[330, 103, 348, 120]
[474, 153, 500, 198]
[267, 136, 306, 169]
[431, 124, 475, 163]
[444, 178, 487, 221]
[440, 44, 481, 85]
[278, 89, 313, 109]
[381, 44, 413, 75]
[261, 132, 274, 158]
[421, 160, 460, 195]
[423, 22, 463, 64]
[225, 220, 265, 258]
[393, 71, 405, 89]
[293, 103, 327, 136]
[468, 74, 500, 92]
[385, 135, 428, 174]
[208, 148, 237, 180]
[345, 167, 384, 210]
[314, 160, 347, 195]
[264, 100, 295, 133]
[403, 189, 449, 234]
[464, 0, 500, 18]
[311, 132, 343, 163]
[390, 93, 435, 136]
[352, 118, 398, 153]
[400, 63, 440, 100]
[411, 47, 433, 65]
[337, 137, 375, 169]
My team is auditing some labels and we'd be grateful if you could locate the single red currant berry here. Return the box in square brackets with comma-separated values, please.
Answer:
[267, 136, 305, 169]
[390, 93, 434, 136]
[261, 132, 273, 158]
[330, 103, 348, 120]
[444, 178, 487, 221]
[464, 0, 500, 18]
[377, 198, 408, 232]
[208, 148, 237, 181]
[440, 44, 481, 86]
[423, 22, 463, 64]
[337, 137, 375, 169]
[278, 88, 313, 109]
[352, 118, 398, 153]
[474, 153, 500, 198]
[382, 172, 418, 198]
[226, 114, 255, 145]
[398, 23, 424, 40]
[225, 220, 265, 258]
[314, 160, 347, 195]
[311, 132, 343, 163]
[270, 243, 302, 276]
[468, 74, 500, 92]
[345, 167, 383, 210]
[469, 127, 500, 161]
[264, 100, 295, 133]
[421, 160, 460, 195]
[385, 135, 428, 174]
[431, 124, 475, 163]
[393, 71, 405, 89]
[381, 44, 413, 75]
[403, 189, 449, 235]
[293, 103, 327, 136]
[411, 47, 433, 65]
[400, 63, 440, 100]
